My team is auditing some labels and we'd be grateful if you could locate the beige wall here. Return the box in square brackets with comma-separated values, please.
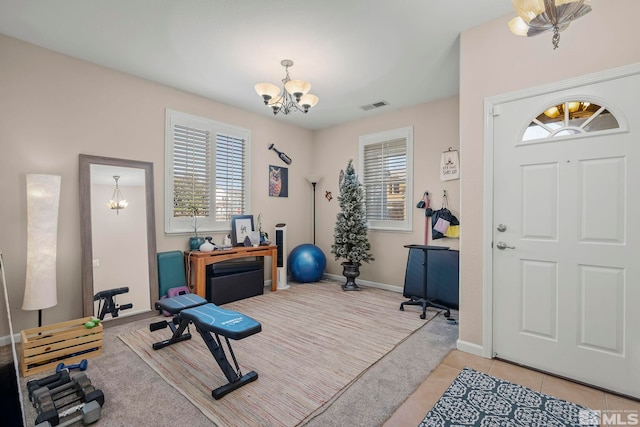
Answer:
[313, 97, 460, 287]
[458, 0, 640, 349]
[0, 34, 314, 334]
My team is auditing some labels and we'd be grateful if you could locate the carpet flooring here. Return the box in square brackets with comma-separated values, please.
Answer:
[120, 282, 435, 426]
[419, 367, 601, 427]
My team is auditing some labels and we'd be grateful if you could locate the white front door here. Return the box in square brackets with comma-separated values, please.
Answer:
[492, 71, 640, 398]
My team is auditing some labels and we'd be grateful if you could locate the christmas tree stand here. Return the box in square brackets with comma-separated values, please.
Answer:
[341, 262, 361, 291]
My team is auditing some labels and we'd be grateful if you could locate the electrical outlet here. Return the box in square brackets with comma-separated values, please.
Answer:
[92, 259, 100, 267]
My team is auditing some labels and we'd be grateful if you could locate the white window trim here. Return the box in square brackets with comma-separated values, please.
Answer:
[358, 126, 413, 232]
[164, 109, 251, 235]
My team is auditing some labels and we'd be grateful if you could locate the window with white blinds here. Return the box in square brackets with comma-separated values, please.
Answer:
[165, 110, 251, 234]
[359, 126, 413, 231]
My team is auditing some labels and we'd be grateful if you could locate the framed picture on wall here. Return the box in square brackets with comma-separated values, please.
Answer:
[268, 165, 288, 197]
[231, 215, 254, 246]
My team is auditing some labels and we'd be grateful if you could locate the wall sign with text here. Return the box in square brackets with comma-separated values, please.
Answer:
[440, 149, 459, 181]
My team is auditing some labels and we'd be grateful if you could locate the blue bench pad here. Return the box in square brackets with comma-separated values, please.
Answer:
[156, 294, 207, 314]
[180, 304, 262, 340]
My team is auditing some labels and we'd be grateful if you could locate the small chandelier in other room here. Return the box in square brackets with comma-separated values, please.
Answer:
[255, 59, 319, 115]
[508, 0, 592, 49]
[107, 175, 128, 214]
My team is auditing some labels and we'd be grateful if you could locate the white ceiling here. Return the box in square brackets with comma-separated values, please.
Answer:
[0, 0, 514, 130]
[90, 164, 145, 186]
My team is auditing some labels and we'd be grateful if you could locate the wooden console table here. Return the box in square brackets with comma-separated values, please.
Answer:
[185, 245, 278, 298]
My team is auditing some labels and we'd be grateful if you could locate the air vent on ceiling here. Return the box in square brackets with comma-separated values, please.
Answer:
[360, 100, 389, 111]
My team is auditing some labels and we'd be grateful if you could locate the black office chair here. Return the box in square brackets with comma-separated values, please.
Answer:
[399, 245, 457, 319]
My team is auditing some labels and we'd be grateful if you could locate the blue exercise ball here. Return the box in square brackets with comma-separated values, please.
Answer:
[289, 244, 326, 283]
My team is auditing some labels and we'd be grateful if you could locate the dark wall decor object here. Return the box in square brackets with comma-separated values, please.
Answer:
[231, 215, 254, 246]
[268, 143, 292, 165]
[268, 165, 288, 197]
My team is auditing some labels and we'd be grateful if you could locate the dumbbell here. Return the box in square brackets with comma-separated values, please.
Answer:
[32, 374, 91, 412]
[35, 400, 102, 427]
[34, 385, 104, 426]
[56, 359, 88, 373]
[28, 371, 71, 402]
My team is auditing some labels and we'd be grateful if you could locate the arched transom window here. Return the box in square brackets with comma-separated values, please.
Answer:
[523, 101, 620, 142]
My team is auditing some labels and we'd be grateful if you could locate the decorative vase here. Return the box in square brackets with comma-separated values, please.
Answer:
[199, 237, 215, 252]
[341, 262, 361, 291]
[189, 236, 205, 250]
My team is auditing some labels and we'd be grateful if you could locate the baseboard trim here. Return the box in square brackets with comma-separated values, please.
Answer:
[456, 339, 485, 357]
[0, 333, 21, 346]
[322, 274, 402, 293]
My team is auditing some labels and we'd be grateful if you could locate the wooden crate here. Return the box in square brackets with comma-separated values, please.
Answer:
[20, 317, 103, 376]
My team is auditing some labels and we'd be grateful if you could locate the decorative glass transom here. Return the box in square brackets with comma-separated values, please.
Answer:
[523, 101, 620, 142]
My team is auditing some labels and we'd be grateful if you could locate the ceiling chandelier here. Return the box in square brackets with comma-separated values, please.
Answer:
[508, 0, 592, 49]
[255, 59, 319, 115]
[107, 175, 128, 214]
[542, 101, 590, 119]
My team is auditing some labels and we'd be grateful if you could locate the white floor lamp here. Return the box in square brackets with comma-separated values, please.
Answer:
[22, 174, 61, 327]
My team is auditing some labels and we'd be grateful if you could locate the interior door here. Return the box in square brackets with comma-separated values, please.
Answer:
[492, 72, 640, 398]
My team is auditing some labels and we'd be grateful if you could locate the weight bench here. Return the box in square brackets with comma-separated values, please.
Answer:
[150, 294, 207, 350]
[151, 294, 261, 399]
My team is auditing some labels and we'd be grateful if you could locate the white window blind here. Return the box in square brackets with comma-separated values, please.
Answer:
[359, 126, 413, 231]
[362, 138, 407, 221]
[172, 124, 211, 217]
[165, 110, 251, 234]
[215, 133, 245, 220]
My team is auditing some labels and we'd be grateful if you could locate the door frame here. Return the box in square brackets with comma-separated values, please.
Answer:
[481, 62, 640, 359]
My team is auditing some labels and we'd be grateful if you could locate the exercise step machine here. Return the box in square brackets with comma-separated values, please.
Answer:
[151, 294, 261, 399]
[93, 286, 133, 320]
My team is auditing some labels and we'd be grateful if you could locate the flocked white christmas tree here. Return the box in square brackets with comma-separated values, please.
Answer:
[331, 159, 374, 290]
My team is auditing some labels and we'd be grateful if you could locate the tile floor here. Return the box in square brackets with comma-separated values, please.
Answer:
[383, 349, 640, 426]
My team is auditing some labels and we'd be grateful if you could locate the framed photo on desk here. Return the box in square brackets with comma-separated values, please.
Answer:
[231, 215, 254, 246]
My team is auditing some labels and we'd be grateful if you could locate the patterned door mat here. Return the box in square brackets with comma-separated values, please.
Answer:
[419, 367, 600, 426]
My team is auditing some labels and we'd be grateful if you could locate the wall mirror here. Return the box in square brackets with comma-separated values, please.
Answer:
[79, 155, 158, 326]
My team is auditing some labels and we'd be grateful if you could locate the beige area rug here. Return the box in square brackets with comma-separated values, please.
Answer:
[119, 281, 435, 427]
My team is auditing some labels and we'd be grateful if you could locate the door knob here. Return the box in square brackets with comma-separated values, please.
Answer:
[496, 241, 516, 250]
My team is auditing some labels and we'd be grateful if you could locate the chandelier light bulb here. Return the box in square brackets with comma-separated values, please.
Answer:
[254, 83, 280, 105]
[284, 79, 311, 101]
[299, 94, 319, 112]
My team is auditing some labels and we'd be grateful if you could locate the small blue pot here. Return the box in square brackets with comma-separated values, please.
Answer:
[189, 237, 205, 250]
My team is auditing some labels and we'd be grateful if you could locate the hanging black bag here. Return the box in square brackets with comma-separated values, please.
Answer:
[427, 192, 459, 239]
